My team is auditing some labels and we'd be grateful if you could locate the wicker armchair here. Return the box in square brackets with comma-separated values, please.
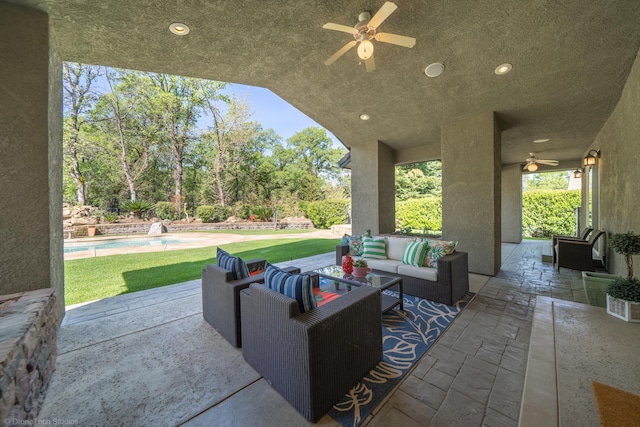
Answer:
[555, 230, 605, 272]
[201, 260, 299, 348]
[240, 283, 382, 422]
[552, 227, 593, 264]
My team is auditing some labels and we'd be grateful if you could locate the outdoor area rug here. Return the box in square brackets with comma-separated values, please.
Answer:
[593, 381, 640, 427]
[328, 290, 475, 427]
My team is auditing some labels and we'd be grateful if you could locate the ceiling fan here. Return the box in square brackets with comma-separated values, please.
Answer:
[523, 153, 559, 172]
[322, 1, 416, 72]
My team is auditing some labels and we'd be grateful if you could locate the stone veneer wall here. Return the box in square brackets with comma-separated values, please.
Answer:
[0, 289, 57, 424]
[64, 220, 315, 238]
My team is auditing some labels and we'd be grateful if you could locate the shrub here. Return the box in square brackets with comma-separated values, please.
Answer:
[395, 197, 442, 232]
[306, 199, 349, 229]
[103, 213, 118, 223]
[522, 190, 581, 238]
[607, 277, 640, 302]
[252, 206, 274, 222]
[197, 204, 230, 223]
[155, 201, 173, 220]
[239, 204, 252, 220]
[196, 205, 216, 223]
[121, 199, 154, 218]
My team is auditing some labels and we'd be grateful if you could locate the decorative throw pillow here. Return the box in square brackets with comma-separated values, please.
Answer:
[264, 264, 316, 313]
[402, 241, 428, 267]
[423, 240, 458, 268]
[347, 235, 364, 256]
[216, 247, 250, 280]
[362, 237, 387, 259]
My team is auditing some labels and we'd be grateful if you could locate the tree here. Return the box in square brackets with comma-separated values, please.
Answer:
[62, 62, 101, 205]
[395, 161, 442, 201]
[91, 69, 154, 201]
[523, 171, 570, 191]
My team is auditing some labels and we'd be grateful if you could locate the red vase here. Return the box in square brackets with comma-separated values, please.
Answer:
[342, 255, 353, 274]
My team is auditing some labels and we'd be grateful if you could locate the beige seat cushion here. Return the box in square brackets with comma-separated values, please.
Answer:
[367, 259, 401, 274]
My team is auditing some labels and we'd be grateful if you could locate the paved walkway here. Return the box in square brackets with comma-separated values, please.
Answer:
[45, 240, 606, 426]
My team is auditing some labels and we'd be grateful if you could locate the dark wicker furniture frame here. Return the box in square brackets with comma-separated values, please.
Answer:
[201, 259, 299, 347]
[240, 283, 382, 422]
[336, 244, 469, 306]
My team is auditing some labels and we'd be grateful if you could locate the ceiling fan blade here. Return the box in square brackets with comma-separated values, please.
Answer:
[365, 54, 376, 72]
[523, 162, 533, 171]
[322, 23, 358, 35]
[324, 41, 357, 66]
[537, 160, 559, 166]
[368, 1, 398, 29]
[375, 32, 416, 48]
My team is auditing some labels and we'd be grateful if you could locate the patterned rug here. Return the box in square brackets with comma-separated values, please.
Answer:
[328, 289, 475, 427]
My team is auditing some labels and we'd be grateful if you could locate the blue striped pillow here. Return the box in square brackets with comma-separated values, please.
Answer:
[264, 264, 316, 313]
[216, 248, 250, 280]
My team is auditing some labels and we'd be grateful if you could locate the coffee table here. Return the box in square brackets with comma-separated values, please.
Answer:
[313, 265, 403, 313]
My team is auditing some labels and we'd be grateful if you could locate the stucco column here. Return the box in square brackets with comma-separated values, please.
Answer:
[501, 165, 523, 243]
[0, 4, 64, 320]
[350, 142, 395, 235]
[441, 112, 501, 275]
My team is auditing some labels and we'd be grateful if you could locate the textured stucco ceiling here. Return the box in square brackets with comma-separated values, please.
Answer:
[7, 0, 640, 168]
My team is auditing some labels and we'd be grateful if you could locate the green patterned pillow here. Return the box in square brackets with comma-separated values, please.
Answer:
[362, 237, 387, 259]
[347, 235, 364, 256]
[401, 241, 428, 267]
[423, 240, 457, 268]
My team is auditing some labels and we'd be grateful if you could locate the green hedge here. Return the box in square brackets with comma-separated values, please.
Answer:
[395, 197, 442, 232]
[306, 199, 349, 229]
[522, 190, 581, 238]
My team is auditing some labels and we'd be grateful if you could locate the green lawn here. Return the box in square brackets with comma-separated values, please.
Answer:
[64, 238, 338, 306]
[196, 229, 317, 235]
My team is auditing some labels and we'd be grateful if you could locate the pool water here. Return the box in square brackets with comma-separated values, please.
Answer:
[64, 237, 202, 253]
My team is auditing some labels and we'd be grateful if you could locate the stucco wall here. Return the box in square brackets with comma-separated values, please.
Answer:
[442, 112, 501, 275]
[501, 165, 523, 243]
[351, 142, 396, 235]
[0, 5, 64, 320]
[593, 49, 640, 276]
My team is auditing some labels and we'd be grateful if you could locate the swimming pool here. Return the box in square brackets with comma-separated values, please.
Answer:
[64, 237, 203, 253]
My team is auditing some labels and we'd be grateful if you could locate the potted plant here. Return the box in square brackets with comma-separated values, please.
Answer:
[606, 231, 640, 322]
[352, 259, 369, 278]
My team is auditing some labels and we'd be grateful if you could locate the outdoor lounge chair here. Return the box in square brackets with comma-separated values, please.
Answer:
[240, 283, 382, 422]
[552, 227, 593, 264]
[201, 260, 300, 347]
[555, 230, 605, 272]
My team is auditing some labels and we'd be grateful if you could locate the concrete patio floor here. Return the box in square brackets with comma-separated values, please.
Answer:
[38, 240, 638, 426]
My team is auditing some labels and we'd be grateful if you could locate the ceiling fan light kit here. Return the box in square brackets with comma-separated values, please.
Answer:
[523, 152, 559, 172]
[322, 1, 416, 72]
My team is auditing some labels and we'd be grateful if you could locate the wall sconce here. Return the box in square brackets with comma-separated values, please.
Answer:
[573, 168, 582, 179]
[583, 149, 600, 166]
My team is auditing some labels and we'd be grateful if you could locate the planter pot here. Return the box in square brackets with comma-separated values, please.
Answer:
[606, 294, 640, 322]
[582, 272, 620, 308]
[87, 226, 97, 237]
[352, 267, 369, 277]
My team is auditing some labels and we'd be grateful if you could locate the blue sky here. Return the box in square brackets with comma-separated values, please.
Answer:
[223, 84, 344, 149]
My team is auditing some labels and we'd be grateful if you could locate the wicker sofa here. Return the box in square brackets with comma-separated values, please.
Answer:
[201, 259, 300, 348]
[240, 283, 382, 422]
[336, 237, 469, 305]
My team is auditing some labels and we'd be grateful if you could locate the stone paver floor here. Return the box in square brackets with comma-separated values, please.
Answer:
[51, 240, 590, 426]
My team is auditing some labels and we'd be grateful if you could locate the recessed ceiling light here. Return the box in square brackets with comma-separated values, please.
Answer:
[494, 63, 512, 75]
[425, 63, 445, 78]
[533, 138, 550, 143]
[359, 114, 370, 121]
[169, 23, 190, 36]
